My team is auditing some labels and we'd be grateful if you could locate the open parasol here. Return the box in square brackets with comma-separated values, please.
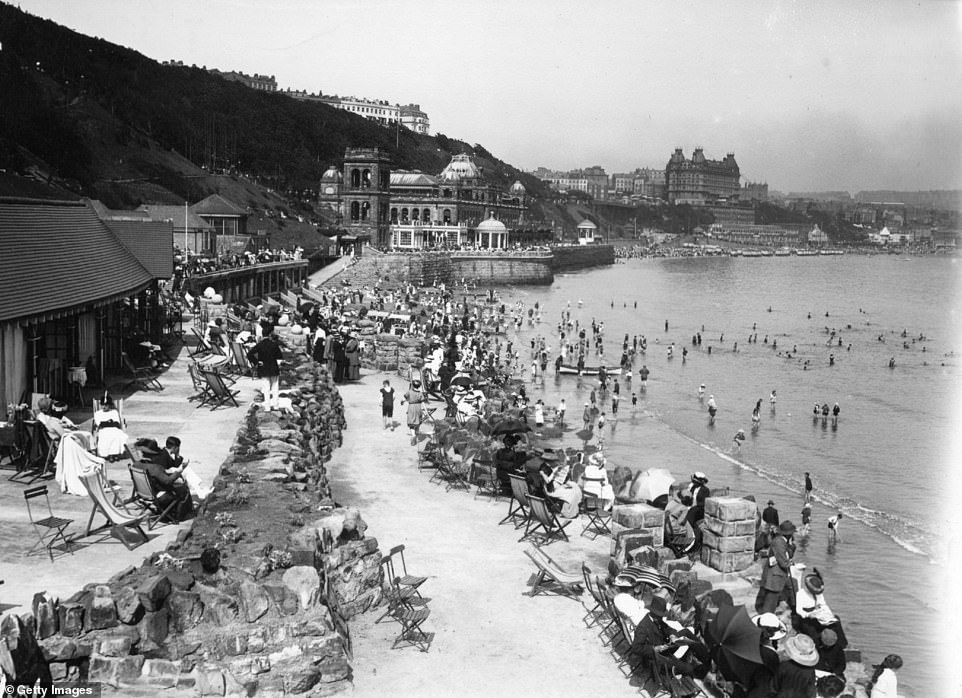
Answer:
[628, 468, 676, 503]
[706, 605, 764, 687]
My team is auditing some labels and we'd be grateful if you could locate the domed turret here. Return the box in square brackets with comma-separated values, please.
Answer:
[320, 165, 342, 182]
[509, 180, 526, 195]
[475, 212, 508, 249]
[440, 154, 482, 181]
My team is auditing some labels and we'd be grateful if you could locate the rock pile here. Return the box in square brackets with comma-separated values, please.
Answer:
[1, 359, 383, 696]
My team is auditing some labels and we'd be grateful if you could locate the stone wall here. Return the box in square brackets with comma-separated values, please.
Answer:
[448, 254, 553, 285]
[0, 361, 382, 696]
[550, 244, 615, 272]
[699, 497, 757, 573]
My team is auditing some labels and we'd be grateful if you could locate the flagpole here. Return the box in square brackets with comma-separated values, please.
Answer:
[184, 200, 189, 259]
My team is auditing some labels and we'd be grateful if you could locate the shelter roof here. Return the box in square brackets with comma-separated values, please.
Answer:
[140, 204, 213, 231]
[476, 215, 507, 233]
[577, 219, 598, 229]
[391, 171, 439, 187]
[102, 218, 174, 279]
[191, 193, 246, 217]
[0, 198, 153, 323]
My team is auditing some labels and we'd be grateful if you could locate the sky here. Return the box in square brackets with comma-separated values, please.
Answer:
[12, 0, 962, 193]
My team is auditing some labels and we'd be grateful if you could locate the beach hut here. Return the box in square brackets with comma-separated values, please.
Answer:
[577, 219, 597, 245]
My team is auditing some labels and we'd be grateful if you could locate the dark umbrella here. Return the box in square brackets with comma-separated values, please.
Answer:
[450, 375, 474, 388]
[706, 605, 764, 687]
[490, 418, 531, 435]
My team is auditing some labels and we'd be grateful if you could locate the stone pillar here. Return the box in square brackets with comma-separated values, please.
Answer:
[700, 496, 757, 573]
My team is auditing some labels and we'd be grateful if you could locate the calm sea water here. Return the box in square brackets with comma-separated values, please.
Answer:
[497, 254, 960, 697]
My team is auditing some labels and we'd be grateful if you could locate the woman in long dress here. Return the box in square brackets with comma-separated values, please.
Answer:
[93, 393, 128, 461]
[402, 379, 426, 440]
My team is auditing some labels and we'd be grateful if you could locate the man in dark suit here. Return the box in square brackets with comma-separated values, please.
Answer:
[141, 436, 194, 523]
[762, 500, 780, 531]
[630, 596, 710, 686]
[247, 330, 283, 410]
[756, 520, 797, 614]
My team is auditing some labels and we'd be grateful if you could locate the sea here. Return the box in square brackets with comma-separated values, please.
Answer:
[495, 253, 960, 697]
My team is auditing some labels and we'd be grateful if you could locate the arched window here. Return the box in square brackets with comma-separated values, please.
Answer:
[362, 169, 372, 188]
[442, 208, 451, 224]
[361, 202, 370, 221]
[422, 209, 431, 222]
[350, 169, 360, 188]
[390, 207, 398, 224]
[401, 208, 409, 223]
[411, 209, 420, 222]
[350, 201, 360, 222]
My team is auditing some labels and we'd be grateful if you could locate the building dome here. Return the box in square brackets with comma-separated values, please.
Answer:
[577, 219, 598, 230]
[320, 165, 342, 182]
[509, 180, 526, 195]
[440, 154, 482, 181]
[476, 214, 507, 234]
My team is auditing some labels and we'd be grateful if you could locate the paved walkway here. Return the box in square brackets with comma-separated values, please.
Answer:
[327, 376, 641, 697]
[0, 344, 259, 617]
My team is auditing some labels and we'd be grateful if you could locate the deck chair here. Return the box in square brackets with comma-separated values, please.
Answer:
[202, 369, 240, 410]
[24, 485, 74, 562]
[187, 327, 213, 358]
[521, 494, 571, 545]
[80, 470, 149, 550]
[581, 494, 613, 539]
[187, 362, 215, 406]
[592, 578, 621, 645]
[10, 421, 57, 484]
[229, 341, 254, 377]
[499, 472, 530, 528]
[522, 545, 584, 598]
[121, 352, 163, 391]
[471, 458, 500, 501]
[581, 563, 608, 628]
[127, 463, 177, 529]
[92, 398, 127, 429]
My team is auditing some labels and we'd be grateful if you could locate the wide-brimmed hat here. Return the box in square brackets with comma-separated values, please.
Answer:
[779, 520, 797, 535]
[752, 612, 787, 641]
[691, 472, 708, 484]
[135, 437, 161, 456]
[648, 596, 668, 618]
[804, 574, 825, 595]
[767, 500, 775, 505]
[783, 634, 819, 666]
[821, 629, 838, 647]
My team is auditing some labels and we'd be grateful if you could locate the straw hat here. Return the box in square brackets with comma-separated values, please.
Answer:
[783, 634, 819, 666]
[804, 574, 825, 595]
[752, 613, 786, 640]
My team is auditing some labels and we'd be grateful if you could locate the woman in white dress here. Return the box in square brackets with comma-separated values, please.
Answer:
[93, 393, 128, 461]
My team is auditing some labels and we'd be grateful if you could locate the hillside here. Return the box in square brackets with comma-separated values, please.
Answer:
[0, 3, 549, 217]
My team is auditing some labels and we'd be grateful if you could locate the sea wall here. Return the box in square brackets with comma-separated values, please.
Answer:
[550, 244, 615, 272]
[0, 361, 381, 696]
[321, 245, 613, 290]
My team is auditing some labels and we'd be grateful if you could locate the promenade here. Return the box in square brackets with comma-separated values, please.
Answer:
[326, 375, 757, 697]
[0, 345, 259, 616]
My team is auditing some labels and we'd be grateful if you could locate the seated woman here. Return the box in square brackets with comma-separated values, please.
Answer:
[795, 570, 847, 649]
[539, 459, 582, 519]
[579, 452, 615, 511]
[93, 393, 128, 462]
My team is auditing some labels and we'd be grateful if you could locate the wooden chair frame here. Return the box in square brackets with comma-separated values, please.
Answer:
[24, 485, 74, 562]
[121, 351, 163, 392]
[127, 463, 177, 529]
[521, 494, 571, 545]
[202, 369, 240, 411]
[498, 472, 530, 528]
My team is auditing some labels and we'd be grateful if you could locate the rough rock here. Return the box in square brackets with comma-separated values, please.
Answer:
[87, 585, 119, 630]
[141, 657, 181, 688]
[58, 603, 84, 637]
[115, 585, 143, 624]
[703, 496, 757, 522]
[32, 592, 59, 640]
[264, 584, 300, 616]
[167, 590, 205, 632]
[239, 581, 270, 622]
[137, 574, 172, 612]
[282, 566, 320, 610]
[195, 666, 226, 696]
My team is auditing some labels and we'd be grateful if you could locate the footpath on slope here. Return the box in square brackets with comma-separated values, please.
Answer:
[0, 345, 259, 616]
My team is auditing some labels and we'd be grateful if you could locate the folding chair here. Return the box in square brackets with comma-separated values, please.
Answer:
[522, 545, 584, 598]
[471, 458, 500, 501]
[121, 352, 163, 391]
[498, 472, 530, 528]
[521, 494, 571, 545]
[229, 341, 254, 377]
[187, 362, 215, 406]
[375, 556, 430, 624]
[389, 584, 433, 652]
[187, 327, 214, 358]
[202, 369, 240, 410]
[387, 545, 427, 594]
[80, 470, 150, 550]
[24, 485, 74, 562]
[581, 494, 613, 539]
[10, 421, 57, 484]
[127, 463, 177, 529]
[581, 563, 607, 628]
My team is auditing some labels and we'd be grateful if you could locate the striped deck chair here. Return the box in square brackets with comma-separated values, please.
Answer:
[499, 473, 530, 528]
[521, 494, 571, 545]
[522, 545, 584, 598]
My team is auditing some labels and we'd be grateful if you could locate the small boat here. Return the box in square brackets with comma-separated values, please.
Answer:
[558, 364, 623, 377]
[795, 249, 818, 256]
[774, 247, 791, 256]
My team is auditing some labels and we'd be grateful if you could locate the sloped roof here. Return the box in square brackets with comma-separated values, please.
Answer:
[192, 193, 246, 216]
[140, 204, 212, 231]
[0, 199, 153, 323]
[391, 171, 439, 187]
[103, 218, 174, 279]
